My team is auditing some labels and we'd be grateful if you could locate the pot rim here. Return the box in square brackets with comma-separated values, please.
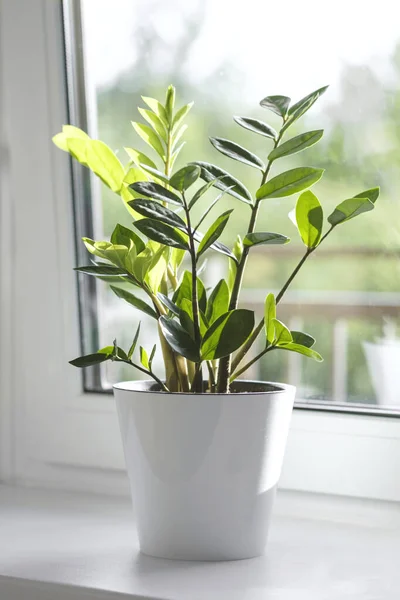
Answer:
[113, 379, 295, 396]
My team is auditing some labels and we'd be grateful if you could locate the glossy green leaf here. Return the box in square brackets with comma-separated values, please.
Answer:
[295, 190, 323, 248]
[110, 285, 158, 319]
[172, 102, 194, 130]
[201, 309, 255, 360]
[197, 210, 233, 259]
[328, 197, 374, 226]
[268, 130, 323, 160]
[192, 229, 237, 263]
[138, 108, 167, 142]
[257, 167, 324, 200]
[130, 181, 182, 205]
[133, 218, 189, 250]
[244, 232, 290, 247]
[159, 316, 200, 362]
[70, 352, 110, 367]
[173, 271, 207, 314]
[273, 319, 293, 345]
[206, 280, 230, 324]
[129, 199, 186, 230]
[132, 122, 165, 160]
[260, 95, 291, 118]
[149, 344, 156, 367]
[264, 293, 276, 346]
[157, 293, 180, 316]
[188, 178, 223, 210]
[291, 331, 315, 348]
[136, 164, 170, 185]
[141, 96, 169, 127]
[277, 343, 323, 362]
[283, 85, 328, 132]
[68, 139, 125, 192]
[128, 323, 141, 359]
[74, 264, 127, 277]
[179, 299, 195, 339]
[353, 187, 380, 204]
[124, 147, 157, 170]
[192, 161, 252, 204]
[140, 346, 150, 369]
[110, 224, 146, 253]
[170, 165, 201, 191]
[233, 116, 277, 139]
[209, 137, 265, 170]
[194, 186, 234, 232]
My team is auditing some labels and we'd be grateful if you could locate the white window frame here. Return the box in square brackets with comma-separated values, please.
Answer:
[1, 0, 399, 501]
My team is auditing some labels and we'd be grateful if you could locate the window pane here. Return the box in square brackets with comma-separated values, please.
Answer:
[75, 0, 400, 411]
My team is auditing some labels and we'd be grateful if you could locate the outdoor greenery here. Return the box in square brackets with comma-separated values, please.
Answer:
[54, 85, 379, 393]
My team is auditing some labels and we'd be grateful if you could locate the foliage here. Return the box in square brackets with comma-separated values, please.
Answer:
[55, 85, 379, 393]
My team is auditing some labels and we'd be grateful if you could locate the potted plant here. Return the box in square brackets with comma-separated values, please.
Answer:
[53, 85, 379, 560]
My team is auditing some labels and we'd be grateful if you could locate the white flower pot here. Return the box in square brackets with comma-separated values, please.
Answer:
[114, 380, 295, 561]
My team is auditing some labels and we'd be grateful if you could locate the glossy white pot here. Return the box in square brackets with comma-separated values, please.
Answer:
[114, 380, 295, 561]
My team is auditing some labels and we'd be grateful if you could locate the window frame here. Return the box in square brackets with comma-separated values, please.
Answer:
[0, 0, 399, 502]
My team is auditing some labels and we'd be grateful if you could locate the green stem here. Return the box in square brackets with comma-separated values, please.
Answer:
[117, 357, 169, 392]
[230, 346, 273, 382]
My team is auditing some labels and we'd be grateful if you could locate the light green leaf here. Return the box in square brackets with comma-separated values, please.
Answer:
[124, 147, 157, 170]
[130, 199, 186, 230]
[228, 235, 243, 293]
[353, 187, 380, 204]
[172, 124, 187, 150]
[257, 167, 324, 200]
[170, 142, 185, 168]
[273, 319, 293, 345]
[295, 190, 323, 248]
[110, 224, 145, 253]
[110, 285, 158, 319]
[132, 122, 165, 160]
[233, 116, 277, 139]
[159, 316, 200, 362]
[277, 343, 323, 362]
[328, 197, 374, 226]
[68, 139, 125, 192]
[140, 346, 150, 369]
[141, 96, 169, 127]
[138, 107, 167, 142]
[268, 130, 324, 161]
[260, 95, 291, 118]
[197, 210, 233, 259]
[244, 232, 290, 247]
[192, 161, 252, 204]
[172, 102, 193, 131]
[210, 137, 265, 170]
[170, 165, 201, 191]
[165, 85, 175, 124]
[136, 164, 170, 185]
[283, 85, 329, 132]
[145, 244, 169, 293]
[206, 280, 230, 324]
[264, 294, 276, 346]
[201, 309, 254, 360]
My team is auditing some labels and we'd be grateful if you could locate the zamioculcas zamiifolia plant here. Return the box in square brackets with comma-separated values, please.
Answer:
[54, 85, 379, 394]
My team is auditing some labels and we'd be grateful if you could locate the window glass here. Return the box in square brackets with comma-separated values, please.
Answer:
[77, 0, 400, 410]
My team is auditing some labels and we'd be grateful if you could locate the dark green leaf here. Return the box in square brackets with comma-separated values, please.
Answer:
[233, 116, 277, 139]
[179, 302, 195, 339]
[353, 187, 380, 204]
[111, 223, 145, 253]
[170, 165, 201, 191]
[133, 218, 189, 250]
[110, 285, 158, 319]
[260, 95, 291, 118]
[327, 198, 374, 226]
[195, 186, 234, 231]
[149, 344, 156, 367]
[128, 323, 141, 359]
[192, 161, 252, 204]
[197, 210, 233, 258]
[69, 353, 110, 367]
[201, 309, 254, 360]
[277, 342, 323, 361]
[295, 190, 323, 248]
[130, 181, 182, 205]
[264, 294, 276, 346]
[157, 293, 180, 316]
[244, 232, 290, 247]
[291, 331, 315, 348]
[74, 264, 127, 276]
[283, 85, 328, 133]
[206, 279, 230, 324]
[193, 229, 238, 263]
[256, 167, 324, 200]
[273, 319, 293, 345]
[209, 137, 265, 170]
[159, 316, 200, 362]
[268, 130, 323, 161]
[173, 271, 207, 313]
[129, 199, 186, 230]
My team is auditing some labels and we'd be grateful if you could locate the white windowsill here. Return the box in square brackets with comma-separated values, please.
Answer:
[0, 486, 399, 600]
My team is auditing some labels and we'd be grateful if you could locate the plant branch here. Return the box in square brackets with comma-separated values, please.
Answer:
[229, 346, 274, 382]
[116, 357, 169, 391]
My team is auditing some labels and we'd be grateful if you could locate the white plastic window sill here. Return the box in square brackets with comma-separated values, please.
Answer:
[0, 486, 399, 600]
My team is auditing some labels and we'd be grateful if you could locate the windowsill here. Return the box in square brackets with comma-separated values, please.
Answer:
[0, 485, 399, 600]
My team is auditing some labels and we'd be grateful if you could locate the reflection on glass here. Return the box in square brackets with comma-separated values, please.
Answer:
[80, 0, 400, 408]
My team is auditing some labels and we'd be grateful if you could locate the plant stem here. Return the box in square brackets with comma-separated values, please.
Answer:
[217, 134, 283, 393]
[117, 357, 169, 391]
[230, 346, 273, 382]
[183, 193, 203, 393]
[231, 228, 334, 374]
